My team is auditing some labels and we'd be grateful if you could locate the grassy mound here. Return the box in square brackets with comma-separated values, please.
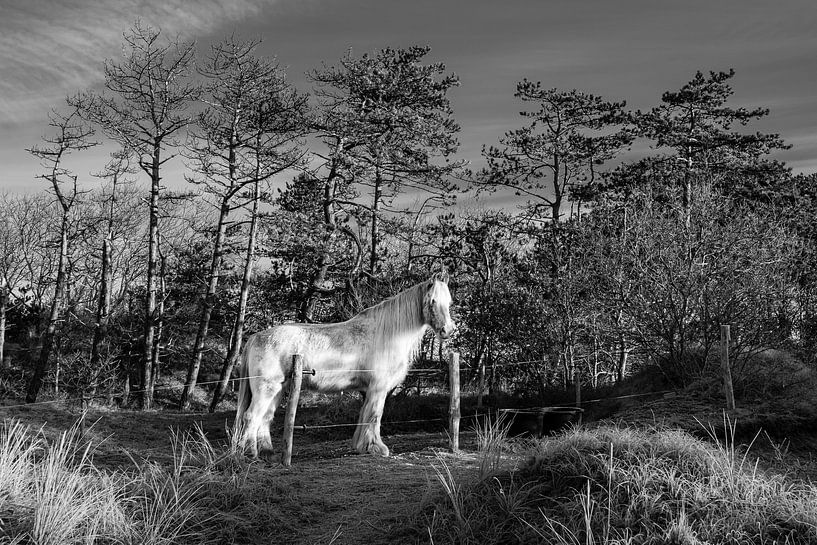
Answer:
[425, 422, 817, 544]
[0, 419, 266, 544]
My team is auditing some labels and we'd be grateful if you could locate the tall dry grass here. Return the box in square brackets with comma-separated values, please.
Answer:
[471, 412, 512, 480]
[425, 417, 817, 544]
[0, 420, 131, 544]
[0, 418, 255, 544]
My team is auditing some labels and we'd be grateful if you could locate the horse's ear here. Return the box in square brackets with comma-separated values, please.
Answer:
[431, 270, 449, 284]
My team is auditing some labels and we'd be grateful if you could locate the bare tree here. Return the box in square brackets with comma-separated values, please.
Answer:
[179, 37, 307, 410]
[7, 195, 57, 342]
[0, 194, 32, 367]
[74, 22, 198, 409]
[209, 71, 311, 410]
[88, 150, 136, 392]
[25, 108, 97, 403]
[209, 179, 261, 412]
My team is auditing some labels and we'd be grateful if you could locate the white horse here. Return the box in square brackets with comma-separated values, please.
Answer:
[235, 273, 456, 458]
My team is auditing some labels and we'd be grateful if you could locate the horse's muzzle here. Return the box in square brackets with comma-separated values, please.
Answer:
[438, 323, 457, 340]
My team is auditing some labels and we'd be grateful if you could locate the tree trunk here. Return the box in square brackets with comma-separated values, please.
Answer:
[616, 335, 630, 383]
[181, 200, 231, 409]
[406, 196, 436, 274]
[0, 280, 7, 369]
[592, 335, 599, 388]
[683, 127, 694, 229]
[301, 169, 340, 322]
[552, 154, 562, 223]
[487, 339, 496, 396]
[302, 252, 330, 322]
[26, 215, 69, 403]
[561, 354, 570, 390]
[150, 252, 166, 399]
[475, 337, 487, 408]
[92, 169, 119, 397]
[573, 361, 582, 407]
[369, 165, 382, 275]
[141, 152, 161, 410]
[210, 180, 261, 412]
[683, 155, 692, 230]
[90, 235, 112, 395]
[122, 376, 130, 407]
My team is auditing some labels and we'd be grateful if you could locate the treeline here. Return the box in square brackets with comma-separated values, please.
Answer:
[3, 23, 816, 410]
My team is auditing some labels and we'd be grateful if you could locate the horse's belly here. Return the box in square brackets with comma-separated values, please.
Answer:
[305, 379, 363, 393]
[303, 366, 367, 392]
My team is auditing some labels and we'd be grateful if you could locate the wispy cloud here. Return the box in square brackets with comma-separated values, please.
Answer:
[0, 0, 273, 125]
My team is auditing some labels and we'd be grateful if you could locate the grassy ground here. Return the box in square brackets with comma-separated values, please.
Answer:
[0, 397, 481, 544]
[3, 350, 817, 543]
[8, 394, 817, 544]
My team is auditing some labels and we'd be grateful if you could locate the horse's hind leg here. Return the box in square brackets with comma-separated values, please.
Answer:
[353, 388, 389, 456]
[243, 379, 284, 460]
[351, 391, 367, 447]
[242, 395, 267, 459]
[257, 384, 285, 460]
[241, 399, 262, 459]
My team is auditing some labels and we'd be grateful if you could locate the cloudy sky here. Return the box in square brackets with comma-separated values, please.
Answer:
[2, 0, 816, 195]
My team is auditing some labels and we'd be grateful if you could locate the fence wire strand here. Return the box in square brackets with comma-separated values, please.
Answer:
[0, 357, 671, 416]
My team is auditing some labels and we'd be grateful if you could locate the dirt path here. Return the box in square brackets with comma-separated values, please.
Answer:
[0, 401, 479, 544]
[252, 442, 473, 544]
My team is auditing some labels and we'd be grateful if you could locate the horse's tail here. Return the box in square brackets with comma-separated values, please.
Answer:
[233, 337, 252, 436]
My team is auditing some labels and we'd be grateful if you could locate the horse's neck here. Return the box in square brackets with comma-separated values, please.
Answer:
[371, 284, 426, 348]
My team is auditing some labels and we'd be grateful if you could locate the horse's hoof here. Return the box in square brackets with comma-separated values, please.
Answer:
[258, 448, 276, 463]
[353, 440, 389, 456]
[368, 442, 390, 457]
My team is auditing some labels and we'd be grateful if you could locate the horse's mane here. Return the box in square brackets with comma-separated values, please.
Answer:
[356, 280, 428, 360]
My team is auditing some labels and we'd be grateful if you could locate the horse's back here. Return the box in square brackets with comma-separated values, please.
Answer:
[245, 321, 362, 364]
[243, 320, 374, 390]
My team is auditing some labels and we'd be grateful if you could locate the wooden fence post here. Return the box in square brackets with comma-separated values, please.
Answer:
[79, 394, 88, 437]
[281, 354, 304, 467]
[448, 352, 461, 453]
[720, 325, 735, 411]
[476, 359, 485, 409]
[574, 363, 582, 408]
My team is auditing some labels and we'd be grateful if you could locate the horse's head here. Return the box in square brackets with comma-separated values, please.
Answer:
[423, 272, 456, 339]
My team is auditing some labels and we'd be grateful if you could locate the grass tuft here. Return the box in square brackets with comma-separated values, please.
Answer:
[472, 412, 513, 479]
[0, 418, 263, 544]
[424, 421, 817, 544]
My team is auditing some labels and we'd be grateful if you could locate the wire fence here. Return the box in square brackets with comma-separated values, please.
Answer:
[290, 413, 493, 431]
[0, 374, 263, 411]
[0, 364, 448, 411]
[0, 354, 680, 468]
[0, 358, 673, 430]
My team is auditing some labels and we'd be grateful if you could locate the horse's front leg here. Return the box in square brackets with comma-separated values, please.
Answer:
[353, 388, 389, 456]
